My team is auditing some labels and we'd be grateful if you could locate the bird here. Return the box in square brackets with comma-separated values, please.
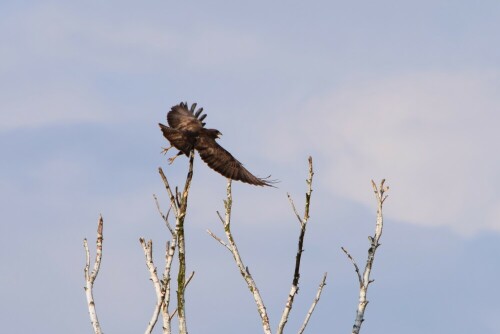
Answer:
[159, 102, 275, 187]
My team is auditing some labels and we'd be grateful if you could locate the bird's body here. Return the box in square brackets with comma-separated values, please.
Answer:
[159, 102, 274, 187]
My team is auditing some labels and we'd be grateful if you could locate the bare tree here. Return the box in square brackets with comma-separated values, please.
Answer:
[82, 156, 389, 334]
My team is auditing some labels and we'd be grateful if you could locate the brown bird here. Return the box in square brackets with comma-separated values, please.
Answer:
[159, 102, 274, 186]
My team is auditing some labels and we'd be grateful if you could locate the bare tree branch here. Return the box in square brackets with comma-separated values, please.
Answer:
[159, 167, 179, 217]
[211, 180, 272, 334]
[140, 238, 164, 334]
[216, 210, 225, 224]
[83, 215, 104, 334]
[154, 194, 174, 235]
[175, 151, 195, 334]
[349, 179, 389, 334]
[341, 247, 362, 287]
[156, 168, 182, 333]
[277, 156, 316, 334]
[169, 271, 196, 321]
[160, 239, 176, 334]
[207, 229, 230, 250]
[287, 193, 303, 226]
[297, 272, 328, 334]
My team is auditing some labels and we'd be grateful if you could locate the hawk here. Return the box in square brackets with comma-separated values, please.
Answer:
[159, 102, 275, 187]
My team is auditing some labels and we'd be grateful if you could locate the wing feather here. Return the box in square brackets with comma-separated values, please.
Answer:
[195, 135, 273, 186]
[159, 123, 194, 156]
[167, 103, 207, 130]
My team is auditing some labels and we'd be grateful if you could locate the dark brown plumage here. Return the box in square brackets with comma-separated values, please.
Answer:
[159, 102, 274, 187]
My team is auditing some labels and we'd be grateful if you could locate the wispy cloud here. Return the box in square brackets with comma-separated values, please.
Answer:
[267, 71, 500, 235]
[0, 3, 268, 131]
[0, 83, 113, 131]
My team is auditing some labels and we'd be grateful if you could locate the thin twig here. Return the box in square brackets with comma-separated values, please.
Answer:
[350, 179, 389, 334]
[154, 194, 174, 235]
[287, 193, 303, 226]
[216, 211, 225, 224]
[83, 215, 104, 334]
[303, 156, 313, 226]
[341, 247, 362, 287]
[297, 272, 328, 334]
[169, 271, 196, 321]
[277, 156, 315, 334]
[159, 167, 179, 217]
[207, 229, 230, 250]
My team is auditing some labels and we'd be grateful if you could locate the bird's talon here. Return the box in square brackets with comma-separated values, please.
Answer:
[161, 146, 172, 155]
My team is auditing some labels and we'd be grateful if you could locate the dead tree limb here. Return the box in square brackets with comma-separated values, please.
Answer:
[345, 179, 389, 334]
[140, 238, 164, 334]
[208, 180, 272, 334]
[156, 165, 182, 333]
[277, 156, 318, 334]
[175, 151, 195, 334]
[83, 215, 104, 334]
[297, 272, 328, 334]
[161, 239, 177, 333]
[169, 271, 195, 321]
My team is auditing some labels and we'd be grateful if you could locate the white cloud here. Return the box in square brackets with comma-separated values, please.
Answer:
[267, 71, 500, 235]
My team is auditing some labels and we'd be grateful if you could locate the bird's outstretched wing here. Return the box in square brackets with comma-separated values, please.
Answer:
[167, 102, 207, 130]
[159, 123, 194, 155]
[195, 135, 274, 187]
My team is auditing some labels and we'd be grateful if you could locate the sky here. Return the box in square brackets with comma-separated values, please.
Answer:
[1, 1, 499, 333]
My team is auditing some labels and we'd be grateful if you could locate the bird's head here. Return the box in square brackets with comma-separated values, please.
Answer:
[205, 129, 222, 139]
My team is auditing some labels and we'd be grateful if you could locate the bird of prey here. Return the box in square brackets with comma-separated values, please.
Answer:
[159, 102, 274, 187]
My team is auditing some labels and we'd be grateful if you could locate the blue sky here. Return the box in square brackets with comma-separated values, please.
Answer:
[1, 1, 499, 333]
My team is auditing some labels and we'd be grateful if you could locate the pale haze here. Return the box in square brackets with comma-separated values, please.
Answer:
[1, 1, 499, 333]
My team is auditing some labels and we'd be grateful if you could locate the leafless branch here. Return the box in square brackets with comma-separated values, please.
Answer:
[297, 272, 328, 334]
[277, 156, 316, 334]
[156, 170, 181, 333]
[140, 238, 164, 334]
[207, 229, 230, 250]
[169, 271, 196, 321]
[159, 167, 179, 217]
[161, 239, 176, 334]
[287, 193, 303, 226]
[341, 247, 362, 287]
[154, 194, 174, 235]
[216, 210, 225, 224]
[175, 151, 195, 334]
[211, 180, 272, 334]
[83, 215, 104, 334]
[349, 179, 389, 334]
